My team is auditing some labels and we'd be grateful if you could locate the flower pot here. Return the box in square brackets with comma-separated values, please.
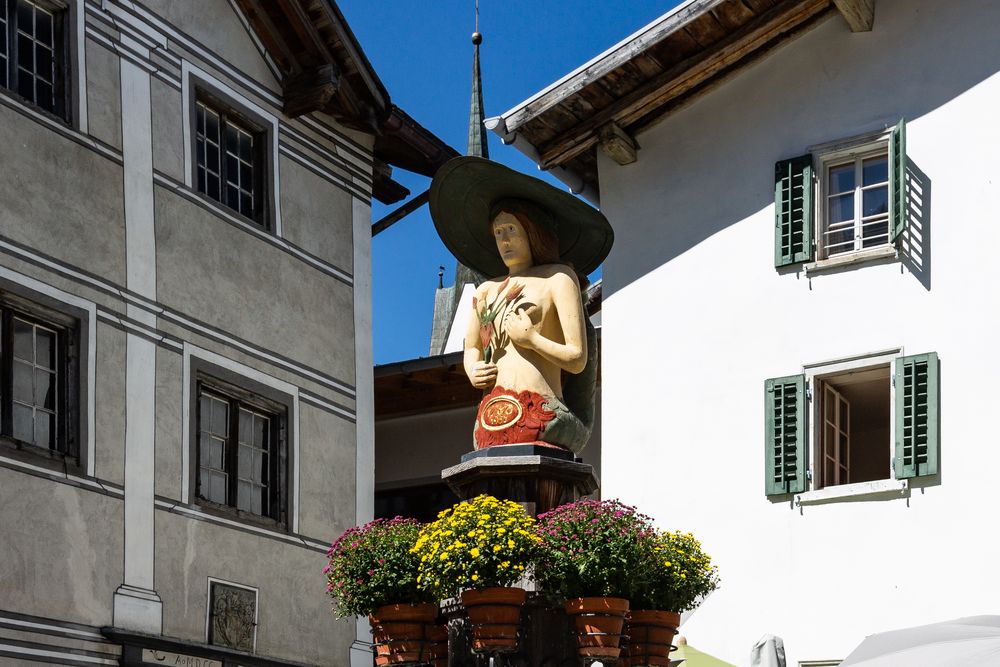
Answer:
[426, 624, 449, 667]
[460, 586, 526, 653]
[565, 597, 630, 659]
[625, 610, 680, 667]
[368, 603, 438, 666]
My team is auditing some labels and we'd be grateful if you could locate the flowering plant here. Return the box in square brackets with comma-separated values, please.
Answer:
[473, 278, 525, 363]
[630, 530, 720, 612]
[533, 499, 655, 600]
[324, 517, 432, 618]
[412, 494, 539, 599]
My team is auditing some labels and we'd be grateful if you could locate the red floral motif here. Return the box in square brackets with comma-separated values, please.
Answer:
[474, 386, 557, 448]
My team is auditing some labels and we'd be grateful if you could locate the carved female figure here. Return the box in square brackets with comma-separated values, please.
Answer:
[430, 158, 613, 455]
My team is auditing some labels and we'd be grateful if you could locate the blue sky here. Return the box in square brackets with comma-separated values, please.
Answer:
[337, 1, 676, 364]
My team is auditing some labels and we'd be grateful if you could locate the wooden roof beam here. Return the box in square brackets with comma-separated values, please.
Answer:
[597, 121, 638, 165]
[536, 0, 830, 169]
[233, 0, 300, 75]
[282, 63, 339, 118]
[832, 0, 875, 32]
[276, 0, 336, 64]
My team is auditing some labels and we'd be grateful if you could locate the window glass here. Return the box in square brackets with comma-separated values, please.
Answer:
[10, 0, 57, 113]
[195, 97, 262, 223]
[822, 150, 890, 257]
[10, 316, 59, 451]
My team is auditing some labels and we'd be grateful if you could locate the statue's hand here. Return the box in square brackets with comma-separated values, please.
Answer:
[469, 361, 498, 389]
[505, 307, 538, 349]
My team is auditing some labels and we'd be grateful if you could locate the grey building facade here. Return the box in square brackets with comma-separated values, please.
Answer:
[0, 1, 452, 665]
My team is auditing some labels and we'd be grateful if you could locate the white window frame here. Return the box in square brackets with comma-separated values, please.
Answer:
[797, 348, 907, 504]
[808, 127, 896, 267]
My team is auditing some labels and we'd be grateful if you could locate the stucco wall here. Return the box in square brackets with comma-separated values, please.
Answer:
[0, 470, 123, 625]
[596, 0, 1000, 664]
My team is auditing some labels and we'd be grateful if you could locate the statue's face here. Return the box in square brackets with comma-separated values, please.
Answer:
[491, 212, 533, 269]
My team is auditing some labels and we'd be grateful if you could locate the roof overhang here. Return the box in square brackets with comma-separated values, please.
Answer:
[488, 0, 876, 201]
[235, 0, 458, 203]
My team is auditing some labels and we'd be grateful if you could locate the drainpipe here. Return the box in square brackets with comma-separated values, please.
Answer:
[484, 116, 601, 207]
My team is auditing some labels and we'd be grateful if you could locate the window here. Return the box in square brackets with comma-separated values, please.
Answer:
[764, 351, 939, 496]
[195, 93, 265, 225]
[0, 294, 78, 463]
[0, 0, 67, 117]
[207, 579, 257, 652]
[196, 376, 287, 523]
[774, 119, 907, 268]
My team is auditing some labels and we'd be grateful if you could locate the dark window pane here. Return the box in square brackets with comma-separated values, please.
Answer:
[13, 360, 32, 403]
[196, 106, 205, 135]
[17, 68, 33, 99]
[35, 78, 51, 111]
[240, 193, 253, 218]
[206, 141, 220, 174]
[225, 154, 239, 184]
[828, 163, 854, 194]
[209, 471, 227, 503]
[863, 187, 888, 217]
[239, 163, 252, 190]
[863, 156, 888, 185]
[253, 450, 265, 484]
[225, 183, 240, 210]
[199, 433, 211, 466]
[17, 33, 33, 72]
[16, 2, 33, 31]
[238, 409, 251, 444]
[207, 173, 220, 200]
[224, 124, 238, 154]
[36, 328, 54, 368]
[196, 167, 206, 194]
[210, 437, 224, 470]
[254, 415, 267, 448]
[196, 140, 205, 168]
[205, 109, 220, 142]
[35, 43, 51, 77]
[251, 485, 261, 514]
[13, 403, 32, 442]
[0, 59, 7, 88]
[34, 368, 53, 409]
[239, 133, 252, 162]
[35, 9, 51, 44]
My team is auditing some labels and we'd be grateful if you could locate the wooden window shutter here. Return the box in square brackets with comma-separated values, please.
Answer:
[894, 352, 939, 479]
[774, 155, 814, 268]
[890, 118, 908, 242]
[765, 374, 807, 495]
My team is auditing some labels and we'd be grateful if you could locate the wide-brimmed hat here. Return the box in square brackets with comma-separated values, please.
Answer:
[429, 157, 613, 278]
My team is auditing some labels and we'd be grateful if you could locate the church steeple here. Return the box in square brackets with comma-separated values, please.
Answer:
[467, 5, 489, 159]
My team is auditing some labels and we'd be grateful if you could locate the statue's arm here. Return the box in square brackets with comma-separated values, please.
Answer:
[464, 286, 497, 389]
[507, 271, 587, 374]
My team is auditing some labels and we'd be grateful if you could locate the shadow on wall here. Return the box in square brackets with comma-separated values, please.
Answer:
[901, 159, 931, 291]
[601, 0, 997, 296]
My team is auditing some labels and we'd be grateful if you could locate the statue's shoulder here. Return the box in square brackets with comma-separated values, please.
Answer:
[533, 263, 580, 286]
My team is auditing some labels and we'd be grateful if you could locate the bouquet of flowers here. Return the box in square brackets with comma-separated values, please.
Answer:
[411, 494, 540, 599]
[324, 517, 432, 618]
[473, 278, 525, 363]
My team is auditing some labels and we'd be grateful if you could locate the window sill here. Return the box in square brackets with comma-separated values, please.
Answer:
[804, 245, 897, 274]
[795, 478, 908, 506]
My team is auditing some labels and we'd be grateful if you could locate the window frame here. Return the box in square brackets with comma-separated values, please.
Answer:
[0, 0, 70, 120]
[188, 81, 273, 230]
[188, 359, 292, 530]
[0, 290, 80, 469]
[811, 127, 893, 262]
[803, 349, 901, 493]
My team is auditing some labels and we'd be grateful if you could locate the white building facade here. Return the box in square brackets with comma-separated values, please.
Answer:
[491, 0, 1000, 664]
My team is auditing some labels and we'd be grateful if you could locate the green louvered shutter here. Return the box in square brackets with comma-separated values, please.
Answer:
[774, 155, 814, 268]
[894, 352, 939, 479]
[765, 374, 807, 495]
[890, 118, 908, 241]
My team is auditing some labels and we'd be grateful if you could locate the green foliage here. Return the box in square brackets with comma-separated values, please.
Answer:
[630, 530, 720, 612]
[324, 517, 432, 618]
[533, 499, 655, 600]
[412, 495, 540, 599]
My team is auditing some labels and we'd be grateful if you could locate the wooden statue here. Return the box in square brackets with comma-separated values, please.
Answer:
[429, 158, 613, 454]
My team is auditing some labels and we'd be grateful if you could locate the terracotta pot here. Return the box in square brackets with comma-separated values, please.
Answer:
[426, 624, 449, 667]
[461, 587, 527, 653]
[565, 597, 630, 659]
[368, 603, 438, 666]
[625, 610, 680, 667]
